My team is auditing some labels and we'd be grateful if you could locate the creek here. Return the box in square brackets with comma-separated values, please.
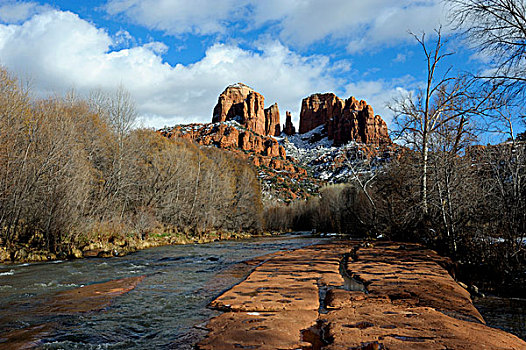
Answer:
[2, 234, 525, 348]
[474, 295, 526, 341]
[0, 234, 329, 349]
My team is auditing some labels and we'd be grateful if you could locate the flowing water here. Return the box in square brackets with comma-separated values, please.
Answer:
[0, 234, 329, 349]
[474, 296, 526, 341]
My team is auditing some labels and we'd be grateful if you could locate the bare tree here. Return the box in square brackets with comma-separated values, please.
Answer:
[389, 28, 497, 218]
[337, 153, 381, 236]
[448, 0, 526, 94]
[88, 86, 138, 219]
[479, 103, 526, 261]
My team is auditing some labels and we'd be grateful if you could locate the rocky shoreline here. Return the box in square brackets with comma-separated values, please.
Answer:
[197, 241, 526, 349]
[0, 230, 270, 265]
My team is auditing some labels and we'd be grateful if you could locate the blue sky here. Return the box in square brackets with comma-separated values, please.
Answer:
[0, 0, 485, 130]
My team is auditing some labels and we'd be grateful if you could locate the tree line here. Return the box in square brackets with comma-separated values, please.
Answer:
[0, 69, 263, 258]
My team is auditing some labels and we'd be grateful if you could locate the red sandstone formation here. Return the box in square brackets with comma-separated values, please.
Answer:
[160, 122, 312, 201]
[299, 93, 391, 145]
[264, 103, 281, 136]
[282, 111, 296, 136]
[159, 83, 309, 191]
[197, 242, 526, 350]
[160, 123, 286, 159]
[160, 85, 395, 201]
[299, 93, 343, 134]
[160, 123, 308, 172]
[212, 83, 280, 137]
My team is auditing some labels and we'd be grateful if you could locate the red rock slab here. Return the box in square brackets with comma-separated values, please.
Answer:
[210, 245, 347, 312]
[350, 243, 483, 323]
[199, 244, 351, 349]
[0, 276, 145, 349]
[211, 283, 319, 312]
[326, 289, 368, 309]
[324, 296, 526, 350]
[198, 242, 526, 349]
[197, 310, 318, 350]
[0, 324, 54, 350]
[44, 275, 145, 314]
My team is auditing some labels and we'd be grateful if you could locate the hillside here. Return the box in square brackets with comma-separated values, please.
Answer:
[159, 84, 397, 201]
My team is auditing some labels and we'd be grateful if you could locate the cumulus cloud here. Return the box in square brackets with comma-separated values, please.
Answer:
[0, 0, 51, 23]
[104, 0, 249, 36]
[103, 0, 450, 52]
[0, 9, 339, 128]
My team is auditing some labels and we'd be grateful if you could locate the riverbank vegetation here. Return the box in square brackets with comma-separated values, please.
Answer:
[0, 69, 263, 262]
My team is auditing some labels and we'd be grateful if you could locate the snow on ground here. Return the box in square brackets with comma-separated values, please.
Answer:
[161, 120, 249, 135]
[279, 127, 390, 183]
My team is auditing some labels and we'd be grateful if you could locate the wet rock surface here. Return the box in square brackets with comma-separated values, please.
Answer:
[0, 276, 145, 349]
[197, 242, 526, 349]
[44, 275, 145, 315]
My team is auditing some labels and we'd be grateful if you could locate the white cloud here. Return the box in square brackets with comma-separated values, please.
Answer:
[103, 0, 450, 52]
[393, 52, 411, 64]
[0, 9, 339, 128]
[113, 29, 134, 48]
[105, 0, 249, 36]
[262, 0, 451, 52]
[345, 2, 450, 53]
[0, 0, 51, 23]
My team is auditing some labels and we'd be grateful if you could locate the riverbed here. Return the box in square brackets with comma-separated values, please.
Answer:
[1, 235, 525, 348]
[0, 234, 328, 349]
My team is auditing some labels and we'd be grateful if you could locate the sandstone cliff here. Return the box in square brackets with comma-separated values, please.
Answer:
[282, 111, 296, 136]
[160, 83, 325, 202]
[212, 83, 280, 137]
[160, 122, 285, 159]
[299, 93, 391, 146]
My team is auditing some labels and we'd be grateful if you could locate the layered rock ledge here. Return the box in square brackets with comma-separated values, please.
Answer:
[197, 242, 526, 350]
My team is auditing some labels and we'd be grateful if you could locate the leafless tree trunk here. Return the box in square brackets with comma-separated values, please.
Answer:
[389, 28, 498, 221]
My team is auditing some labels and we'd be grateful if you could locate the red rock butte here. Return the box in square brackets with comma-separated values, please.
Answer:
[162, 84, 392, 153]
[159, 84, 299, 177]
[299, 93, 391, 146]
[212, 83, 281, 137]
